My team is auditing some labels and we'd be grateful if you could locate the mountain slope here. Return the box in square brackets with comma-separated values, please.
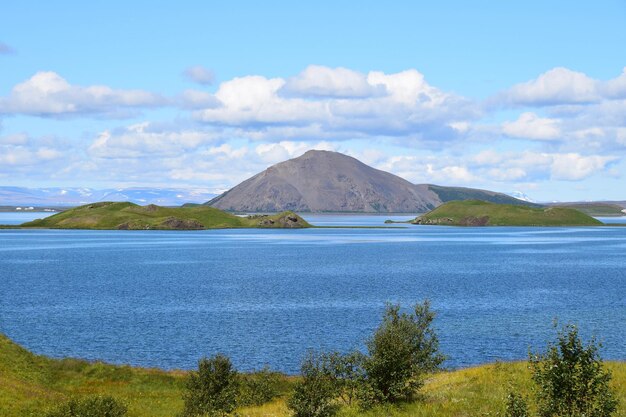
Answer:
[208, 150, 530, 213]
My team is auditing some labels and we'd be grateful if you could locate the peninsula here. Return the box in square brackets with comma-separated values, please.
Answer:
[410, 200, 604, 226]
[19, 202, 310, 230]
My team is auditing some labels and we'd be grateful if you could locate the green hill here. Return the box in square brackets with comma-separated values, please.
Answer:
[1, 333, 624, 417]
[551, 202, 626, 217]
[412, 200, 604, 226]
[19, 202, 310, 230]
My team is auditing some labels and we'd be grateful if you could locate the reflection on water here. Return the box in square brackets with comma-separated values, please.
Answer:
[0, 215, 625, 373]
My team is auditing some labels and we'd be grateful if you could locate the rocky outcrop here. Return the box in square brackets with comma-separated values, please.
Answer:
[252, 213, 307, 228]
[159, 217, 205, 230]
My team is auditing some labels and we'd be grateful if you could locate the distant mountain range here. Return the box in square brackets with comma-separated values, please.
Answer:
[207, 150, 532, 213]
[0, 187, 217, 207]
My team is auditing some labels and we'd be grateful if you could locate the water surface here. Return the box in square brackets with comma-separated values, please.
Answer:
[1, 215, 625, 373]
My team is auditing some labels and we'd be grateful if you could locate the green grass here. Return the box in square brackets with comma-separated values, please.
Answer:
[553, 202, 626, 217]
[414, 200, 604, 226]
[2, 334, 624, 417]
[18, 202, 310, 230]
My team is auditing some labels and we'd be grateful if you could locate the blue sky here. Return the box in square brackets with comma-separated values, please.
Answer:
[1, 1, 625, 201]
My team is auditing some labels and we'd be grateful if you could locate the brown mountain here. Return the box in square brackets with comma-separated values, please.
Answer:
[207, 150, 531, 213]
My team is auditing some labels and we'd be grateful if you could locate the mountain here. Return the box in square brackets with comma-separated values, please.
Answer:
[0, 187, 217, 207]
[207, 150, 531, 213]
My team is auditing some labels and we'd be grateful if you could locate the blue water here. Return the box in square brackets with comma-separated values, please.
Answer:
[0, 211, 57, 225]
[1, 214, 625, 373]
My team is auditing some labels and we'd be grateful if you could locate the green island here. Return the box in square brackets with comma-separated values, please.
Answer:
[409, 200, 604, 226]
[1, 333, 624, 417]
[17, 202, 310, 230]
[551, 202, 626, 217]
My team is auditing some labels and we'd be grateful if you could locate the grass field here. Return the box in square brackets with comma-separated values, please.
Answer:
[17, 202, 309, 230]
[414, 200, 604, 226]
[2, 334, 623, 417]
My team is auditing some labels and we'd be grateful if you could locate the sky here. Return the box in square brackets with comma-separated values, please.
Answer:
[1, 1, 625, 202]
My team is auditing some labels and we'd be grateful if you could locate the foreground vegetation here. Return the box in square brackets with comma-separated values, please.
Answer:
[412, 200, 604, 226]
[18, 202, 310, 230]
[2, 331, 624, 416]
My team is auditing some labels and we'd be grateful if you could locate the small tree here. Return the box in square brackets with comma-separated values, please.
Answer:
[45, 395, 127, 417]
[530, 324, 618, 417]
[324, 350, 367, 406]
[362, 301, 445, 404]
[181, 354, 239, 417]
[287, 352, 339, 417]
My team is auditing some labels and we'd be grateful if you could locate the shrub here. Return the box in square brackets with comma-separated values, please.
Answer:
[323, 350, 366, 406]
[180, 354, 239, 417]
[529, 324, 618, 417]
[505, 391, 529, 417]
[45, 395, 127, 417]
[287, 352, 339, 417]
[362, 301, 445, 404]
[238, 367, 282, 406]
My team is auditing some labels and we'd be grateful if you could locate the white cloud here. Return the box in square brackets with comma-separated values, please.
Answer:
[0, 72, 165, 117]
[0, 144, 63, 166]
[255, 141, 336, 164]
[183, 65, 215, 85]
[550, 153, 616, 180]
[0, 133, 28, 145]
[602, 67, 626, 99]
[196, 67, 477, 140]
[502, 112, 561, 140]
[89, 122, 219, 158]
[281, 65, 383, 98]
[178, 89, 220, 109]
[501, 67, 598, 105]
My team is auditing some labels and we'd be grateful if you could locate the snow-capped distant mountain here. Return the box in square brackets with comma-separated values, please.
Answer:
[0, 187, 217, 206]
[508, 191, 536, 203]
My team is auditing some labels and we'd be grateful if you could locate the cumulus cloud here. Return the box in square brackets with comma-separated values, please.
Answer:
[499, 67, 599, 106]
[496, 67, 626, 107]
[601, 67, 626, 99]
[89, 122, 220, 158]
[196, 67, 477, 141]
[502, 112, 561, 140]
[281, 65, 384, 98]
[550, 153, 616, 180]
[178, 89, 220, 109]
[183, 65, 215, 85]
[0, 42, 16, 55]
[0, 72, 165, 117]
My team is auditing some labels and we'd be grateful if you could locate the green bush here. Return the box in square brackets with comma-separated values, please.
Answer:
[504, 391, 529, 417]
[362, 301, 445, 404]
[287, 352, 339, 417]
[323, 350, 366, 406]
[238, 367, 282, 406]
[180, 354, 239, 417]
[529, 324, 618, 417]
[45, 395, 127, 417]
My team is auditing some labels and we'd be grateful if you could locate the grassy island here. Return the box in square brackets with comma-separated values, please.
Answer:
[18, 202, 310, 230]
[412, 200, 604, 226]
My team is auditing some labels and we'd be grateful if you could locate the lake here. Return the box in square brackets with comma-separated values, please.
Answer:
[1, 213, 625, 373]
